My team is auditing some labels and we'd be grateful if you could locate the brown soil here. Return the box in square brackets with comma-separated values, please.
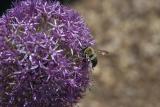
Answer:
[69, 0, 160, 107]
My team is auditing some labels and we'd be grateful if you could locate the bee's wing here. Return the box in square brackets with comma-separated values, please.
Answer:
[96, 49, 109, 56]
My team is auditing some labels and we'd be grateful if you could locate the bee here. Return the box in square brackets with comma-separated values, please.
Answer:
[83, 47, 109, 68]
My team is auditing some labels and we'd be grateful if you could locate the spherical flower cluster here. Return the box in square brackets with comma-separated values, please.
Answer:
[0, 0, 95, 107]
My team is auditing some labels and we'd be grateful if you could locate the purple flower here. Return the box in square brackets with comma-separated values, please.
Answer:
[0, 0, 95, 107]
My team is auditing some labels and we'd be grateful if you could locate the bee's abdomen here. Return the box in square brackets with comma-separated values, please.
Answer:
[89, 54, 97, 68]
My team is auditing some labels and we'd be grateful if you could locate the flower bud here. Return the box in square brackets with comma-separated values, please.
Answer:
[0, 0, 95, 107]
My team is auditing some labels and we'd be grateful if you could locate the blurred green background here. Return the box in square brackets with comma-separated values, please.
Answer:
[68, 0, 160, 107]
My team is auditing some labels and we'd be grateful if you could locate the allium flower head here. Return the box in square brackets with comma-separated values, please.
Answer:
[0, 0, 95, 107]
